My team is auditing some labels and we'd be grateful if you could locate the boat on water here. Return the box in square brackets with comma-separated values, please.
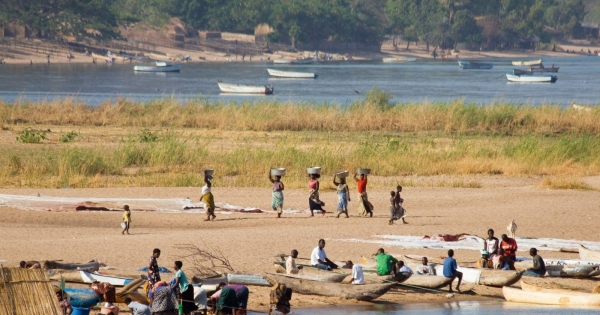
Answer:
[218, 82, 274, 94]
[458, 60, 493, 69]
[512, 59, 542, 66]
[506, 72, 557, 83]
[267, 68, 317, 79]
[134, 61, 181, 72]
[382, 57, 417, 63]
[579, 244, 600, 261]
[273, 59, 294, 64]
[503, 282, 600, 307]
[528, 64, 559, 73]
[263, 273, 394, 301]
[292, 57, 313, 64]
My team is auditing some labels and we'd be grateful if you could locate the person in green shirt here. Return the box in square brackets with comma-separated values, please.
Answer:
[375, 248, 398, 276]
[172, 260, 198, 315]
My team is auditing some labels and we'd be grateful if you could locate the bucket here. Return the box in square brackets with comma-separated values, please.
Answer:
[203, 169, 215, 176]
[336, 170, 349, 178]
[72, 307, 90, 315]
[270, 168, 286, 176]
[306, 167, 321, 175]
[356, 168, 371, 175]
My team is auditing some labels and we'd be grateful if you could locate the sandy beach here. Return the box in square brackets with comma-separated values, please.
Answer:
[2, 176, 600, 310]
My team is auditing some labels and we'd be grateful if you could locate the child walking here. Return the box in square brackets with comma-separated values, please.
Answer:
[122, 205, 131, 234]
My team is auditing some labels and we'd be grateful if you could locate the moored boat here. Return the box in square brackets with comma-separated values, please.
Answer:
[80, 271, 135, 286]
[382, 57, 417, 63]
[134, 61, 181, 72]
[572, 103, 593, 112]
[458, 60, 493, 69]
[512, 59, 542, 66]
[579, 244, 600, 261]
[528, 64, 559, 73]
[149, 53, 180, 61]
[273, 59, 294, 64]
[292, 57, 313, 64]
[506, 72, 557, 83]
[503, 284, 600, 307]
[263, 273, 394, 301]
[218, 82, 274, 94]
[43, 260, 100, 272]
[267, 68, 317, 78]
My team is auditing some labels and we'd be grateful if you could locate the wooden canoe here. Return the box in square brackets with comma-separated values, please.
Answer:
[512, 59, 542, 66]
[273, 264, 348, 282]
[503, 285, 600, 306]
[44, 260, 100, 272]
[579, 244, 600, 261]
[431, 265, 521, 287]
[227, 273, 270, 286]
[263, 273, 394, 301]
[403, 275, 453, 289]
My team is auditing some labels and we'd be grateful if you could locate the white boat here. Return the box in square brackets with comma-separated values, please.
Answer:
[572, 103, 593, 112]
[506, 72, 557, 83]
[292, 57, 313, 64]
[273, 59, 294, 64]
[80, 271, 135, 286]
[218, 82, 274, 94]
[383, 57, 417, 63]
[267, 68, 317, 78]
[503, 285, 600, 307]
[512, 59, 542, 66]
[134, 61, 181, 72]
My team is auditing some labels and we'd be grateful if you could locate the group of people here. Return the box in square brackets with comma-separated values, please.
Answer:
[145, 248, 249, 315]
[479, 229, 546, 277]
[268, 170, 408, 223]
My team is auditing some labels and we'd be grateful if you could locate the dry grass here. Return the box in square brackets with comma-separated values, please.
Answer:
[1, 93, 599, 135]
[541, 177, 596, 191]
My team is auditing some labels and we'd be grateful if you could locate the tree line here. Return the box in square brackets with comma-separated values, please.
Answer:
[0, 0, 596, 51]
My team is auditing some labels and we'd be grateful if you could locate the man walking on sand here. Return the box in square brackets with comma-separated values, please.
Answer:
[122, 205, 131, 235]
[443, 249, 462, 293]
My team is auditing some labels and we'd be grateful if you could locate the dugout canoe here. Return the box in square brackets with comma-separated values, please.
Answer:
[403, 275, 453, 289]
[227, 273, 270, 286]
[432, 265, 521, 287]
[267, 68, 317, 78]
[503, 285, 600, 307]
[579, 244, 600, 261]
[44, 260, 100, 272]
[264, 273, 394, 301]
[273, 264, 348, 282]
[514, 258, 599, 277]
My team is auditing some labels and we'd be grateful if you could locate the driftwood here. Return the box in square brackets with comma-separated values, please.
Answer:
[176, 241, 235, 278]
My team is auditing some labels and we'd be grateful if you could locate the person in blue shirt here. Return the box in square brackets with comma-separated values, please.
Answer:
[442, 249, 463, 293]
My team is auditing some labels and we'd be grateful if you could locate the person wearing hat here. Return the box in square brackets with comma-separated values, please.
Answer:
[477, 250, 492, 269]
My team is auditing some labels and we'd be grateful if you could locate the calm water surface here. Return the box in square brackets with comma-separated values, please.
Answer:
[0, 57, 599, 105]
[248, 301, 599, 314]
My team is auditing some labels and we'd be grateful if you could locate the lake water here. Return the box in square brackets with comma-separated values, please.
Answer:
[248, 301, 599, 314]
[0, 56, 599, 106]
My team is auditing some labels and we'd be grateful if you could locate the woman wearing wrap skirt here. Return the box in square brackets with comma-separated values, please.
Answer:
[333, 174, 350, 218]
[201, 173, 216, 221]
[147, 248, 162, 297]
[216, 287, 238, 315]
[172, 260, 197, 315]
[269, 171, 285, 218]
[308, 174, 326, 217]
[150, 286, 179, 315]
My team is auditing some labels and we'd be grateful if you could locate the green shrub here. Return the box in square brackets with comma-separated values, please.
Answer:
[60, 131, 79, 143]
[16, 128, 47, 143]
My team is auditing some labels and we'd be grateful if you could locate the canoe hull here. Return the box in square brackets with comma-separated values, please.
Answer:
[267, 69, 317, 78]
[383, 57, 417, 63]
[44, 260, 100, 272]
[512, 59, 542, 66]
[458, 60, 493, 69]
[264, 273, 394, 301]
[579, 244, 600, 261]
[134, 64, 181, 72]
[403, 275, 453, 289]
[506, 73, 557, 83]
[504, 285, 600, 307]
[80, 271, 134, 286]
[273, 264, 348, 282]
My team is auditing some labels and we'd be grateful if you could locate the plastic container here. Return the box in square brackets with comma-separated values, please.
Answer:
[356, 168, 371, 175]
[270, 168, 286, 176]
[100, 305, 119, 314]
[306, 167, 322, 175]
[336, 170, 349, 178]
[203, 169, 215, 176]
[71, 307, 91, 315]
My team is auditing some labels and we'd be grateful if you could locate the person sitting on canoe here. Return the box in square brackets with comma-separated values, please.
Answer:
[375, 248, 398, 276]
[310, 239, 338, 270]
[442, 249, 463, 293]
[500, 234, 518, 262]
[90, 280, 116, 306]
[523, 248, 546, 278]
[483, 229, 499, 255]
[477, 251, 493, 269]
[491, 248, 514, 270]
[19, 260, 41, 269]
[286, 250, 303, 274]
[269, 171, 285, 219]
[415, 257, 435, 275]
[394, 261, 413, 282]
[343, 261, 364, 285]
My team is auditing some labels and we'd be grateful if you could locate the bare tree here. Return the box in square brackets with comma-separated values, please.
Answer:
[175, 241, 235, 278]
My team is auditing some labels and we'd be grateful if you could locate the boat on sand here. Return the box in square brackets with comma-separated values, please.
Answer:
[263, 273, 394, 301]
[44, 260, 100, 272]
[403, 275, 453, 289]
[503, 282, 600, 307]
[273, 264, 348, 282]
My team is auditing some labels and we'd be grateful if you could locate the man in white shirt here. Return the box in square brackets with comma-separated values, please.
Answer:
[343, 261, 365, 285]
[286, 249, 303, 274]
[310, 239, 338, 270]
[415, 257, 436, 276]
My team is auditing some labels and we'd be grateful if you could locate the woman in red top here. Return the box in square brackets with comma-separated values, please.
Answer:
[308, 174, 326, 217]
[354, 173, 372, 217]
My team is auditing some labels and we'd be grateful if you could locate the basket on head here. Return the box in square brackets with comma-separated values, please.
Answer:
[203, 169, 215, 176]
[307, 167, 322, 175]
[336, 170, 349, 178]
[356, 168, 371, 175]
[271, 168, 286, 176]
